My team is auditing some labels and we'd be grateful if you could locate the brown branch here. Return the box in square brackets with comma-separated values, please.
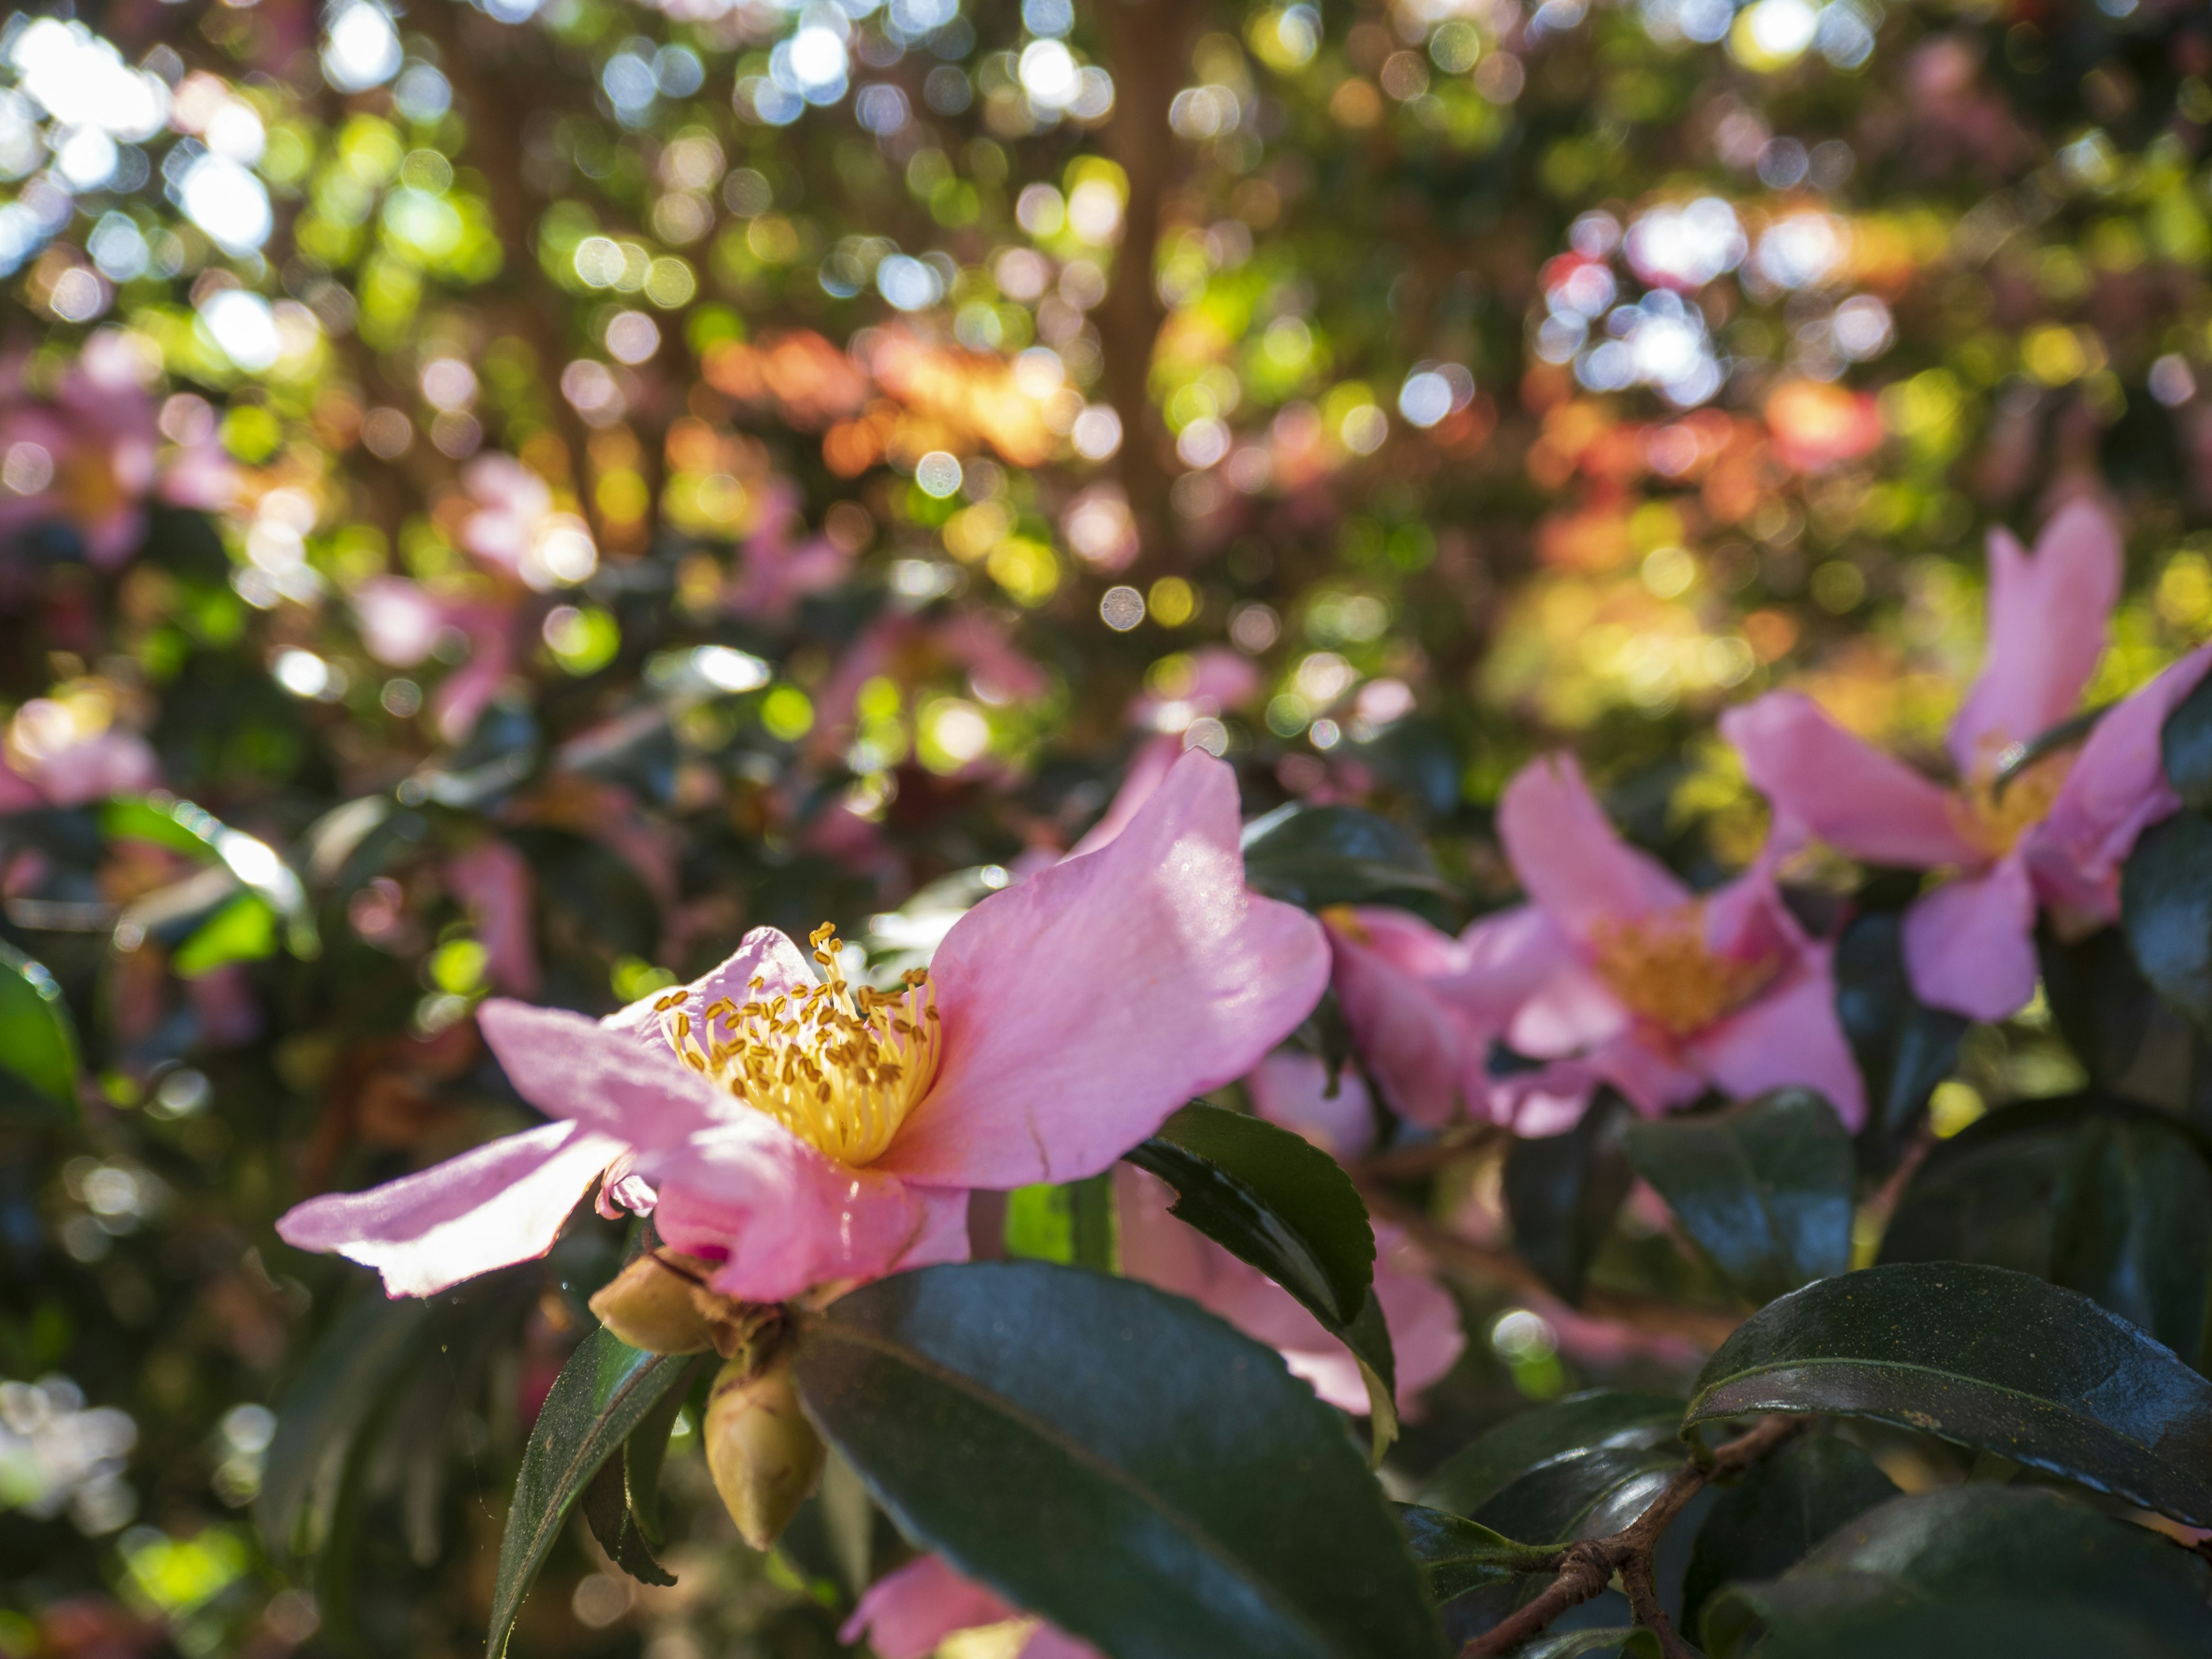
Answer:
[1363, 1191, 1747, 1351]
[1354, 1126, 1508, 1182]
[1459, 1415, 1805, 1658]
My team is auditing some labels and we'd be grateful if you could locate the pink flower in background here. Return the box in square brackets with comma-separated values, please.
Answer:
[456, 454, 597, 590]
[1487, 754, 1865, 1126]
[351, 576, 513, 744]
[0, 696, 160, 810]
[0, 333, 232, 568]
[445, 841, 541, 998]
[277, 752, 1328, 1303]
[725, 480, 850, 621]
[841, 1556, 1103, 1659]
[1245, 1047, 1377, 1162]
[1724, 500, 2212, 1021]
[1117, 1165, 1465, 1416]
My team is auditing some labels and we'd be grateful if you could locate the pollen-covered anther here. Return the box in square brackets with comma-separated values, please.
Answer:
[1588, 907, 1779, 1039]
[1954, 747, 2075, 861]
[660, 925, 941, 1165]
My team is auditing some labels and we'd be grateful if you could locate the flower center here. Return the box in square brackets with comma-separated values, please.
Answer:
[1953, 748, 2074, 861]
[1586, 907, 1778, 1039]
[655, 924, 941, 1166]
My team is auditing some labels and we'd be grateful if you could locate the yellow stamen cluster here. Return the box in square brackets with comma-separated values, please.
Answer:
[1953, 749, 2074, 861]
[656, 924, 940, 1166]
[1588, 907, 1778, 1039]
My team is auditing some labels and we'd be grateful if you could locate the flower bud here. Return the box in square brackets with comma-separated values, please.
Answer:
[588, 1252, 719, 1354]
[704, 1355, 825, 1552]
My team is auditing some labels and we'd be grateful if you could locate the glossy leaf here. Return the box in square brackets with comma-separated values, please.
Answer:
[622, 1355, 700, 1550]
[1393, 1505, 1559, 1602]
[2161, 668, 2212, 815]
[487, 1327, 694, 1657]
[1419, 1391, 1688, 1524]
[1832, 906, 1969, 1169]
[0, 941, 79, 1112]
[1677, 1433, 1897, 1635]
[790, 1260, 1447, 1659]
[1684, 1262, 2212, 1527]
[1238, 802, 1455, 912]
[2036, 924, 2161, 1092]
[2122, 811, 2212, 1038]
[582, 1456, 676, 1588]
[1622, 1089, 1853, 1306]
[1126, 1102, 1395, 1433]
[1524, 1631, 1662, 1659]
[1879, 1094, 2212, 1370]
[1503, 1089, 1632, 1303]
[1699, 1486, 2212, 1659]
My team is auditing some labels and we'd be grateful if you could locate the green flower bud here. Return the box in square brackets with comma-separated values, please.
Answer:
[704, 1355, 825, 1552]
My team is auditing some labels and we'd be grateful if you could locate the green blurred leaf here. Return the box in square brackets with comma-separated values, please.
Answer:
[2036, 924, 2162, 1092]
[1685, 1262, 2212, 1527]
[0, 941, 79, 1112]
[1523, 1631, 1662, 1659]
[790, 1260, 1448, 1659]
[1503, 1089, 1632, 1303]
[2122, 812, 2212, 1039]
[1238, 803, 1455, 912]
[172, 892, 278, 977]
[487, 1327, 694, 1656]
[1699, 1486, 2212, 1659]
[1622, 1089, 1854, 1306]
[1879, 1094, 2212, 1370]
[1677, 1433, 1897, 1635]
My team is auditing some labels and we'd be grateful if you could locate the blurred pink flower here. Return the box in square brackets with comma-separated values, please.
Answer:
[276, 752, 1328, 1302]
[1245, 1047, 1377, 1162]
[840, 1556, 1102, 1659]
[1488, 754, 1865, 1126]
[0, 699, 159, 810]
[725, 480, 849, 622]
[0, 334, 232, 569]
[1117, 1164, 1465, 1416]
[445, 840, 541, 998]
[457, 454, 596, 590]
[351, 575, 513, 744]
[1724, 501, 2212, 1021]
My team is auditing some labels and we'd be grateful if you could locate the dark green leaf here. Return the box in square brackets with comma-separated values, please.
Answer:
[2122, 812, 2212, 1039]
[172, 891, 278, 977]
[1127, 1103, 1394, 1437]
[1523, 1631, 1662, 1659]
[0, 941, 79, 1112]
[1677, 1433, 1897, 1635]
[2037, 924, 2161, 1093]
[100, 794, 224, 859]
[1393, 1505, 1560, 1602]
[623, 1355, 703, 1549]
[1503, 1090, 1632, 1303]
[1238, 802, 1455, 912]
[2161, 668, 2212, 815]
[257, 1296, 434, 1559]
[1879, 1094, 2212, 1370]
[1833, 907, 1968, 1171]
[1684, 1262, 2212, 1527]
[582, 1456, 676, 1588]
[1622, 1089, 1854, 1306]
[791, 1260, 1447, 1659]
[1699, 1486, 2212, 1659]
[487, 1328, 693, 1657]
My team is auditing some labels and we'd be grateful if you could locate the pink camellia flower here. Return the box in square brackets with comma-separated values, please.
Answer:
[725, 480, 850, 622]
[276, 751, 1328, 1302]
[1244, 1047, 1378, 1162]
[456, 454, 598, 591]
[0, 695, 160, 811]
[1116, 1165, 1465, 1417]
[445, 840, 541, 999]
[351, 575, 513, 744]
[1722, 500, 2212, 1022]
[1481, 754, 1866, 1127]
[842, 1555, 1103, 1659]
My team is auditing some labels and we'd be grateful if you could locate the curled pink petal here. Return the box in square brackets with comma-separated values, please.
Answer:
[1950, 499, 2122, 775]
[598, 926, 817, 1057]
[878, 751, 1329, 1190]
[1902, 853, 2039, 1022]
[275, 1122, 623, 1297]
[1326, 908, 1474, 1129]
[1722, 693, 1975, 869]
[1498, 755, 1688, 941]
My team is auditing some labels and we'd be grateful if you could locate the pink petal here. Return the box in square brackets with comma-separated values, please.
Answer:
[0, 762, 43, 813]
[1683, 946, 1867, 1130]
[2032, 643, 2212, 915]
[646, 1119, 936, 1304]
[1508, 961, 1631, 1060]
[1902, 853, 2039, 1022]
[876, 751, 1329, 1190]
[1721, 693, 1975, 869]
[352, 577, 446, 668]
[1951, 499, 2122, 775]
[598, 927, 817, 1058]
[275, 1122, 622, 1297]
[1246, 1048, 1376, 1161]
[1497, 755, 1688, 941]
[1325, 910, 1473, 1129]
[839, 1558, 1016, 1659]
[1588, 1033, 1707, 1118]
[445, 842, 540, 998]
[29, 730, 160, 807]
[476, 1000, 732, 1147]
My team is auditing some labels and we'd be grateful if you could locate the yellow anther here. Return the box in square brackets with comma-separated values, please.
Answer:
[1588, 906, 1778, 1040]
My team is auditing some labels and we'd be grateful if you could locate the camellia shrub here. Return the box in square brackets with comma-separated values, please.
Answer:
[6, 1, 2212, 1657]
